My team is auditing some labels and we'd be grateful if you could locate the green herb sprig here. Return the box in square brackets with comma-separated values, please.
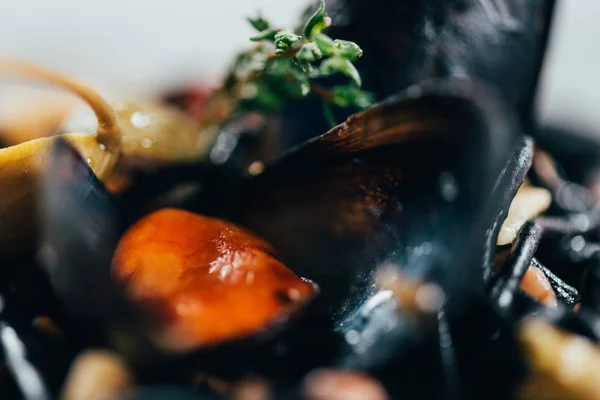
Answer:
[226, 0, 373, 127]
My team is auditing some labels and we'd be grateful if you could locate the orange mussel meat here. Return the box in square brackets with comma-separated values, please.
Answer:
[520, 265, 557, 308]
[111, 208, 316, 352]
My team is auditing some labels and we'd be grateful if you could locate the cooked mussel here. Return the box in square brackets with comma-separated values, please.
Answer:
[279, 0, 556, 148]
[236, 78, 545, 399]
[238, 77, 520, 320]
[111, 208, 317, 353]
[37, 138, 319, 358]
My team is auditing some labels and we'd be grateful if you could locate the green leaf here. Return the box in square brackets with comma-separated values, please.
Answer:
[273, 31, 302, 54]
[320, 55, 362, 87]
[250, 28, 278, 42]
[331, 85, 374, 109]
[333, 39, 363, 61]
[303, 0, 327, 40]
[295, 42, 323, 62]
[248, 14, 270, 32]
[265, 59, 310, 99]
[314, 33, 335, 55]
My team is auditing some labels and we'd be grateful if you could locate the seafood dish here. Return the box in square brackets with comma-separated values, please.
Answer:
[3, 0, 600, 399]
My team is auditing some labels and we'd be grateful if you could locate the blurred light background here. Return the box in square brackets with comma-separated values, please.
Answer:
[0, 0, 598, 140]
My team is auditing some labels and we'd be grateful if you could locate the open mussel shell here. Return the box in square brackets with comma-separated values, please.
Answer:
[282, 0, 556, 148]
[234, 78, 532, 398]
[238, 78, 520, 323]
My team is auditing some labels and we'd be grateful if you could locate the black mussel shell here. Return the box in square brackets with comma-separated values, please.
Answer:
[232, 78, 535, 398]
[38, 139, 130, 328]
[238, 78, 520, 323]
[36, 139, 163, 367]
[281, 0, 556, 148]
[482, 136, 533, 284]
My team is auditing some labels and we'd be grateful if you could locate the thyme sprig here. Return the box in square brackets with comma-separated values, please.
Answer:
[227, 0, 373, 127]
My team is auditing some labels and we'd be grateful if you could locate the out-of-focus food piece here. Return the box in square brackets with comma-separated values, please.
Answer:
[518, 319, 600, 400]
[498, 185, 552, 246]
[104, 172, 133, 194]
[494, 253, 558, 308]
[32, 315, 64, 339]
[191, 373, 233, 394]
[111, 208, 316, 352]
[303, 369, 389, 400]
[61, 95, 217, 196]
[533, 150, 561, 191]
[520, 265, 558, 308]
[0, 98, 77, 146]
[377, 267, 445, 317]
[60, 350, 133, 400]
[232, 378, 271, 400]
[63, 99, 218, 168]
[162, 85, 214, 122]
[112, 100, 215, 166]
